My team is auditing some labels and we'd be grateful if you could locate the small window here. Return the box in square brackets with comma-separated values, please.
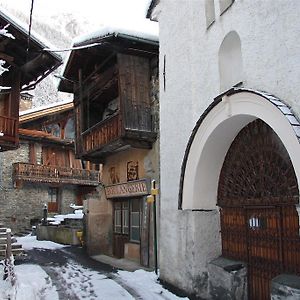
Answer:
[205, 0, 215, 28]
[130, 199, 141, 243]
[114, 201, 129, 234]
[219, 0, 234, 15]
[46, 124, 61, 138]
[114, 207, 122, 233]
[64, 118, 75, 140]
[113, 199, 141, 243]
[48, 187, 59, 212]
[122, 202, 129, 234]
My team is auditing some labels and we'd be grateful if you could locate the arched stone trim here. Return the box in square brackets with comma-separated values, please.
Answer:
[179, 88, 300, 210]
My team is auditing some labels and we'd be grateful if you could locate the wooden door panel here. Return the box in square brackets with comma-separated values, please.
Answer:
[218, 120, 300, 300]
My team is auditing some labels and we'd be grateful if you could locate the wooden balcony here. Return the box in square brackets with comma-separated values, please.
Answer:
[81, 113, 156, 160]
[13, 163, 100, 187]
[0, 115, 18, 151]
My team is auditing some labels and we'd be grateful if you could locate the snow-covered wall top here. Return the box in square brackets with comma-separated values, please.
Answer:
[73, 21, 159, 46]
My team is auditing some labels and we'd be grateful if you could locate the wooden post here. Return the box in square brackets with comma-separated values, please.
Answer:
[3, 228, 15, 286]
[6, 228, 12, 260]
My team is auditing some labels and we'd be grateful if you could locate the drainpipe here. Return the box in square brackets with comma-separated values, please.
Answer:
[147, 180, 159, 275]
[151, 180, 159, 275]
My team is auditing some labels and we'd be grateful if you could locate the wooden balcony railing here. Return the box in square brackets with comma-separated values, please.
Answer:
[0, 115, 18, 149]
[82, 113, 122, 154]
[13, 163, 100, 186]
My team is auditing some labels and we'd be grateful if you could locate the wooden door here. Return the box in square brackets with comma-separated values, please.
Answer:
[218, 119, 300, 300]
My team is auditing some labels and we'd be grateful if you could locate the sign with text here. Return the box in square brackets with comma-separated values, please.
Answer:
[105, 179, 150, 199]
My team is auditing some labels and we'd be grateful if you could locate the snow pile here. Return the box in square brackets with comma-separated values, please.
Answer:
[0, 264, 58, 300]
[48, 209, 84, 226]
[117, 269, 189, 300]
[70, 203, 83, 210]
[17, 235, 66, 251]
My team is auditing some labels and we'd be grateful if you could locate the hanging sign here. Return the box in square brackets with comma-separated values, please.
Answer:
[105, 179, 150, 199]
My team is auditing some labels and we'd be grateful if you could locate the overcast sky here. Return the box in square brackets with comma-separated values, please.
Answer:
[0, 0, 152, 25]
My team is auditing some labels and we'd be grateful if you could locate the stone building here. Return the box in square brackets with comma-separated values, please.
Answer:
[148, 0, 300, 299]
[59, 26, 159, 268]
[0, 100, 101, 233]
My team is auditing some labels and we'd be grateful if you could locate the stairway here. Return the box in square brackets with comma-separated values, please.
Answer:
[0, 225, 24, 259]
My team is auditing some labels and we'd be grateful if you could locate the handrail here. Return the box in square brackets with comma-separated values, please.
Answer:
[0, 115, 18, 138]
[82, 113, 122, 153]
[82, 112, 120, 136]
[13, 163, 100, 186]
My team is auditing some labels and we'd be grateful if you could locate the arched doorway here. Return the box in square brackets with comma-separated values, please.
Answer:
[218, 119, 300, 299]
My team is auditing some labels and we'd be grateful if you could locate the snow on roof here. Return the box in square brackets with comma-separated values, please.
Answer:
[0, 8, 61, 61]
[20, 99, 73, 117]
[73, 20, 159, 46]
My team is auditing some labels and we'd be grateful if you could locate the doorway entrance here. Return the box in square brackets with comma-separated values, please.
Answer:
[218, 119, 300, 299]
[113, 199, 141, 259]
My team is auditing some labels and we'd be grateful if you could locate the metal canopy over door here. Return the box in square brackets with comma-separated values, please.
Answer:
[218, 119, 300, 300]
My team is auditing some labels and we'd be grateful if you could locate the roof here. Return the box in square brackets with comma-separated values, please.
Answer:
[20, 99, 73, 123]
[0, 9, 62, 89]
[73, 23, 158, 46]
[58, 23, 159, 93]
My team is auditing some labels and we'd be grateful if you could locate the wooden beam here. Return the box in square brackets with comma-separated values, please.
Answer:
[0, 52, 14, 62]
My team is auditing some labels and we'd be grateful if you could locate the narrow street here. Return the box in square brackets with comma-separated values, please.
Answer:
[10, 236, 187, 300]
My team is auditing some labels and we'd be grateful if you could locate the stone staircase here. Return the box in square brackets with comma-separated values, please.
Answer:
[0, 226, 24, 259]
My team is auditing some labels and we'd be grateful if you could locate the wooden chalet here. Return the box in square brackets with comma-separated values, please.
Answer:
[14, 101, 101, 213]
[58, 29, 159, 162]
[58, 27, 159, 266]
[0, 10, 62, 151]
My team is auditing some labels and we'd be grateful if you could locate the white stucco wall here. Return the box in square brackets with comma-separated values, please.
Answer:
[157, 0, 300, 297]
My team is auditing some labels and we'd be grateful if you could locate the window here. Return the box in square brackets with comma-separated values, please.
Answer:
[64, 118, 75, 140]
[114, 201, 129, 234]
[219, 0, 234, 15]
[218, 31, 243, 92]
[46, 123, 61, 138]
[205, 0, 215, 29]
[130, 199, 141, 243]
[113, 199, 141, 243]
[114, 203, 122, 233]
[48, 187, 59, 212]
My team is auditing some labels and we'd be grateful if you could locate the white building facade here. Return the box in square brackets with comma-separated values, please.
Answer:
[149, 0, 300, 299]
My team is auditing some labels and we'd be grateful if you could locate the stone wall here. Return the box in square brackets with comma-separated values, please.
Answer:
[0, 141, 76, 233]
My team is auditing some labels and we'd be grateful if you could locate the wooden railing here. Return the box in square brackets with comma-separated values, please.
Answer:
[0, 115, 18, 146]
[13, 163, 100, 186]
[82, 113, 122, 154]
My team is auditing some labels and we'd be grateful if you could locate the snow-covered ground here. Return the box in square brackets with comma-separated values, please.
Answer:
[0, 235, 189, 300]
[19, 235, 67, 251]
